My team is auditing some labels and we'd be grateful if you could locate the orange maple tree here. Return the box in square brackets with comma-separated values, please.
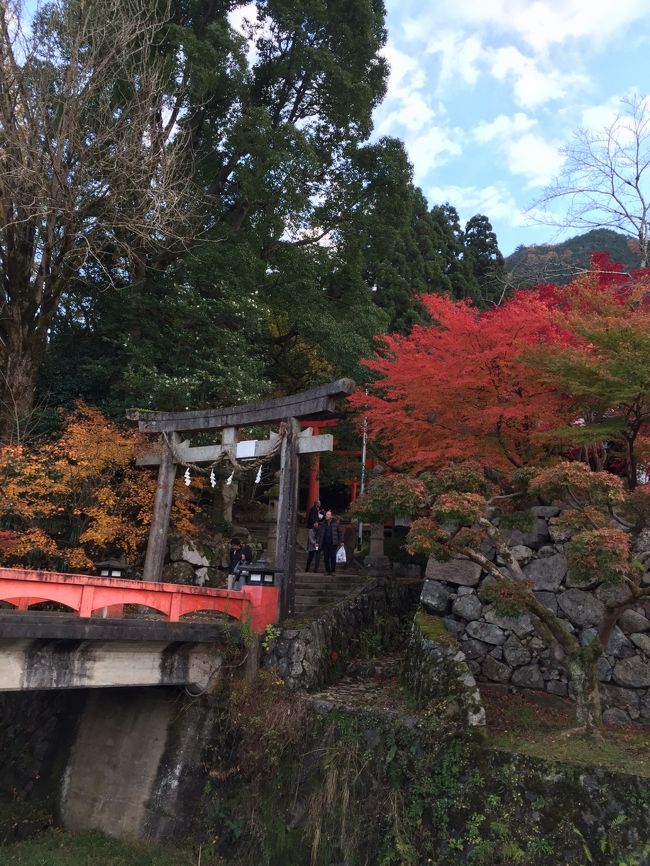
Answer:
[0, 404, 197, 571]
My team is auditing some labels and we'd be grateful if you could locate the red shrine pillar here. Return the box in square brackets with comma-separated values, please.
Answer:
[302, 418, 339, 508]
[308, 456, 320, 506]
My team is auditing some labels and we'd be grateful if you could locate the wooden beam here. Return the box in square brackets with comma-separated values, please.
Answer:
[127, 378, 355, 433]
[136, 432, 334, 467]
[141, 433, 179, 582]
[275, 418, 300, 621]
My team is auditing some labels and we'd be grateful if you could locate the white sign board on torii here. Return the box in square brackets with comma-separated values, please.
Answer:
[135, 429, 334, 467]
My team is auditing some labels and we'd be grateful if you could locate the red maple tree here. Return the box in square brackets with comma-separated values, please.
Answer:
[351, 290, 570, 471]
[353, 257, 650, 482]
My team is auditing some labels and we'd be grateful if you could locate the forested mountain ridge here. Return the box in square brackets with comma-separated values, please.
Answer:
[505, 229, 640, 286]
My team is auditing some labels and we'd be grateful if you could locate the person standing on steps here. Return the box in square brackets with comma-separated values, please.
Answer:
[317, 510, 343, 575]
[227, 537, 252, 590]
[306, 498, 323, 527]
[305, 521, 321, 573]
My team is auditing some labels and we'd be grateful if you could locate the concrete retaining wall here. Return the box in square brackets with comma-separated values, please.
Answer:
[61, 687, 220, 842]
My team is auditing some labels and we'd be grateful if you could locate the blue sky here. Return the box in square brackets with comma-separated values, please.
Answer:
[374, 0, 650, 254]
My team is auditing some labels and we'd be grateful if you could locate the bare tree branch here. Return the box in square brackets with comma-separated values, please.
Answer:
[528, 95, 650, 267]
[0, 0, 200, 438]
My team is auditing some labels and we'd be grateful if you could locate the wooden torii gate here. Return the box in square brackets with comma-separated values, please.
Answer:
[128, 379, 355, 619]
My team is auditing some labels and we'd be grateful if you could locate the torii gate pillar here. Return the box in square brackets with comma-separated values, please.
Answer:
[142, 433, 180, 584]
[275, 419, 300, 619]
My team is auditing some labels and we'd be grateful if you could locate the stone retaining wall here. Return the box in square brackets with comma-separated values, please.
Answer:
[422, 507, 650, 724]
[403, 610, 486, 726]
[263, 577, 421, 691]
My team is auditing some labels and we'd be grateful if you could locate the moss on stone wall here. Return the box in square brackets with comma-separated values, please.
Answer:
[3, 678, 650, 865]
[414, 610, 458, 647]
[195, 677, 650, 866]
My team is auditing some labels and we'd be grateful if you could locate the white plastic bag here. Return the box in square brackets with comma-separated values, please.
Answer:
[336, 546, 347, 564]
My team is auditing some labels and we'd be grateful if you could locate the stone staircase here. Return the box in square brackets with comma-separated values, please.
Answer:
[243, 521, 368, 615]
[293, 569, 368, 616]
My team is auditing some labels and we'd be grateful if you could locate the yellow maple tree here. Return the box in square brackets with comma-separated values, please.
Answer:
[0, 404, 198, 571]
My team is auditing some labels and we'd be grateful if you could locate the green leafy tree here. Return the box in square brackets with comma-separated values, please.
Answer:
[39, 0, 394, 412]
[428, 204, 482, 302]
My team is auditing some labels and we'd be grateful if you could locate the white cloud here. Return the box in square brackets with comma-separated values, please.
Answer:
[407, 126, 463, 179]
[489, 46, 589, 109]
[579, 90, 648, 137]
[471, 113, 564, 188]
[396, 0, 645, 110]
[423, 30, 486, 90]
[228, 2, 256, 36]
[504, 133, 564, 187]
[375, 45, 434, 135]
[427, 183, 528, 227]
[507, 0, 648, 53]
[400, 0, 649, 53]
[473, 112, 536, 143]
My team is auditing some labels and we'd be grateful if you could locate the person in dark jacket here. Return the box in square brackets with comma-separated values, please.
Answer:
[316, 511, 344, 575]
[306, 499, 323, 527]
[305, 522, 320, 572]
[228, 537, 252, 589]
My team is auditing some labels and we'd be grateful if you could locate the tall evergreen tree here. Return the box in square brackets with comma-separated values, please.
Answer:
[464, 214, 506, 306]
[39, 0, 392, 413]
[428, 204, 481, 302]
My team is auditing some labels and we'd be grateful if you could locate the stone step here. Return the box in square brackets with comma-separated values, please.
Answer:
[295, 572, 366, 584]
[294, 574, 364, 585]
[293, 589, 362, 612]
[294, 592, 357, 604]
[296, 583, 361, 595]
[294, 600, 339, 613]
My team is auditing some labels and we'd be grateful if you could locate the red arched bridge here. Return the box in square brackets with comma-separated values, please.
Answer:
[0, 567, 278, 633]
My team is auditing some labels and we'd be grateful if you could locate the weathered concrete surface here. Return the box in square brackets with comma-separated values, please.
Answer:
[0, 613, 229, 692]
[0, 611, 236, 642]
[60, 688, 170, 838]
[0, 637, 222, 692]
[60, 687, 220, 842]
[0, 689, 86, 803]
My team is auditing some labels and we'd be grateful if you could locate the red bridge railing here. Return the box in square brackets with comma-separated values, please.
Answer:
[0, 567, 278, 633]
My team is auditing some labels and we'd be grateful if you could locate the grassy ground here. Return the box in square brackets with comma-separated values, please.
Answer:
[1, 829, 196, 866]
[483, 687, 650, 777]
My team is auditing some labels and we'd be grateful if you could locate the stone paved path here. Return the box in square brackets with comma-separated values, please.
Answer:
[305, 653, 417, 722]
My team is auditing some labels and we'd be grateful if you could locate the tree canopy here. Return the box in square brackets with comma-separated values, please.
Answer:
[2, 0, 510, 441]
[353, 257, 650, 485]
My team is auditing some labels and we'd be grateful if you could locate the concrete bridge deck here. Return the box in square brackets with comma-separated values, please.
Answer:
[0, 612, 236, 693]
